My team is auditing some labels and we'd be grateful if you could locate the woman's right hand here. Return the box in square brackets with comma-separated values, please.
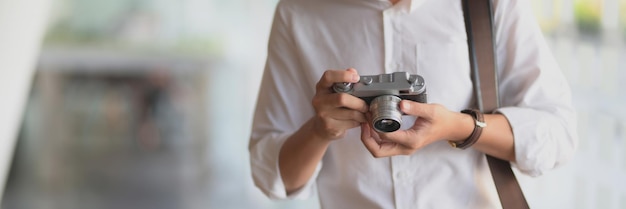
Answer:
[311, 68, 369, 140]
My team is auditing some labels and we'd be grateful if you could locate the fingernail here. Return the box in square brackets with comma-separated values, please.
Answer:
[401, 101, 410, 111]
[352, 74, 360, 82]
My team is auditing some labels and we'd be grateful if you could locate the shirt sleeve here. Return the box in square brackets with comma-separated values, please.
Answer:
[248, 2, 321, 200]
[492, 0, 578, 177]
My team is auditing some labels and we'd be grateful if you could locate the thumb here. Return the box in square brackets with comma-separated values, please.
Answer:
[400, 100, 432, 119]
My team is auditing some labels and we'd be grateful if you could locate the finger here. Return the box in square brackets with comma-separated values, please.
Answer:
[324, 109, 367, 123]
[361, 123, 400, 158]
[399, 100, 434, 119]
[360, 123, 381, 156]
[378, 129, 423, 150]
[362, 112, 384, 144]
[314, 93, 368, 113]
[316, 118, 361, 138]
[361, 122, 371, 139]
[363, 112, 389, 144]
[316, 68, 360, 93]
[325, 118, 362, 131]
[378, 129, 410, 144]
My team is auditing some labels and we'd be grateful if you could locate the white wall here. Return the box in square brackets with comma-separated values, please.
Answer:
[0, 0, 51, 202]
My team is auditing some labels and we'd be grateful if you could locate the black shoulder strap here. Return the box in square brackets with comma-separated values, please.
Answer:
[462, 0, 530, 208]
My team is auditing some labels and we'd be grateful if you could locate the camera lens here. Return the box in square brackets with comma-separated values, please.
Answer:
[369, 95, 402, 133]
[374, 119, 400, 133]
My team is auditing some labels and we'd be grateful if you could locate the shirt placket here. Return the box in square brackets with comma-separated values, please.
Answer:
[383, 8, 395, 73]
[383, 4, 416, 209]
[383, 8, 399, 73]
[391, 155, 415, 209]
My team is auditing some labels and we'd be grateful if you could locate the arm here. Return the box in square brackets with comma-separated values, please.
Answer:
[492, 0, 577, 175]
[249, 3, 319, 199]
[471, 114, 516, 161]
[449, 111, 517, 162]
[249, 3, 367, 198]
[279, 120, 331, 194]
[360, 102, 516, 162]
[279, 69, 367, 194]
[360, 0, 577, 176]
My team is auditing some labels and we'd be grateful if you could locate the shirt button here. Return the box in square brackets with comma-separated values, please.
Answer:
[396, 171, 407, 180]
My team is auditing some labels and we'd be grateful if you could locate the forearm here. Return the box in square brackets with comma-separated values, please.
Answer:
[451, 113, 516, 162]
[279, 118, 331, 194]
[473, 114, 516, 162]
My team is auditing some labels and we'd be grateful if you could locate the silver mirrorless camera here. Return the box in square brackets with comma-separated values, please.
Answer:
[333, 72, 427, 133]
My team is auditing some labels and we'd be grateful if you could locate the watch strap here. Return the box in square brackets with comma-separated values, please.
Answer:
[449, 109, 485, 149]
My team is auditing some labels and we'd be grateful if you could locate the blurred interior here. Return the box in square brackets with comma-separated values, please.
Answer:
[1, 0, 625, 209]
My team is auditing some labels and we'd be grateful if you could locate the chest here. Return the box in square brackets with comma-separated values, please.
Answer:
[291, 1, 474, 109]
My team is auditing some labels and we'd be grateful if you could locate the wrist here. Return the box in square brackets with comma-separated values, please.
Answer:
[308, 118, 337, 143]
[449, 111, 475, 142]
[448, 109, 486, 149]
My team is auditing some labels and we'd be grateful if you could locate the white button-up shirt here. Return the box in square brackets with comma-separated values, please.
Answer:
[249, 0, 578, 208]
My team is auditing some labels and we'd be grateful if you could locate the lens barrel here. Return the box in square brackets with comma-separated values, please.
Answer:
[369, 95, 402, 133]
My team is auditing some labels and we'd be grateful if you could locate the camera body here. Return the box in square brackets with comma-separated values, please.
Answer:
[333, 72, 427, 133]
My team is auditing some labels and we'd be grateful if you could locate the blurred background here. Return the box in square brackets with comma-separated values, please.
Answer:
[0, 0, 624, 208]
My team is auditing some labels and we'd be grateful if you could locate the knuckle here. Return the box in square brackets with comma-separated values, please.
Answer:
[322, 70, 333, 83]
[317, 110, 332, 119]
[327, 129, 343, 138]
[323, 70, 332, 77]
[311, 96, 322, 107]
[332, 132, 345, 138]
[343, 72, 352, 81]
[402, 149, 414, 155]
[313, 117, 344, 139]
[323, 121, 333, 130]
[336, 93, 350, 106]
[315, 77, 328, 91]
[315, 82, 324, 90]
[375, 152, 390, 158]
[315, 111, 327, 119]
[335, 93, 347, 106]
[409, 140, 424, 150]
[372, 152, 382, 158]
[351, 111, 361, 120]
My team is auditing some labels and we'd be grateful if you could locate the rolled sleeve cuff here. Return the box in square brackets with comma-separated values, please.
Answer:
[275, 160, 321, 200]
[496, 107, 575, 177]
[250, 133, 321, 200]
